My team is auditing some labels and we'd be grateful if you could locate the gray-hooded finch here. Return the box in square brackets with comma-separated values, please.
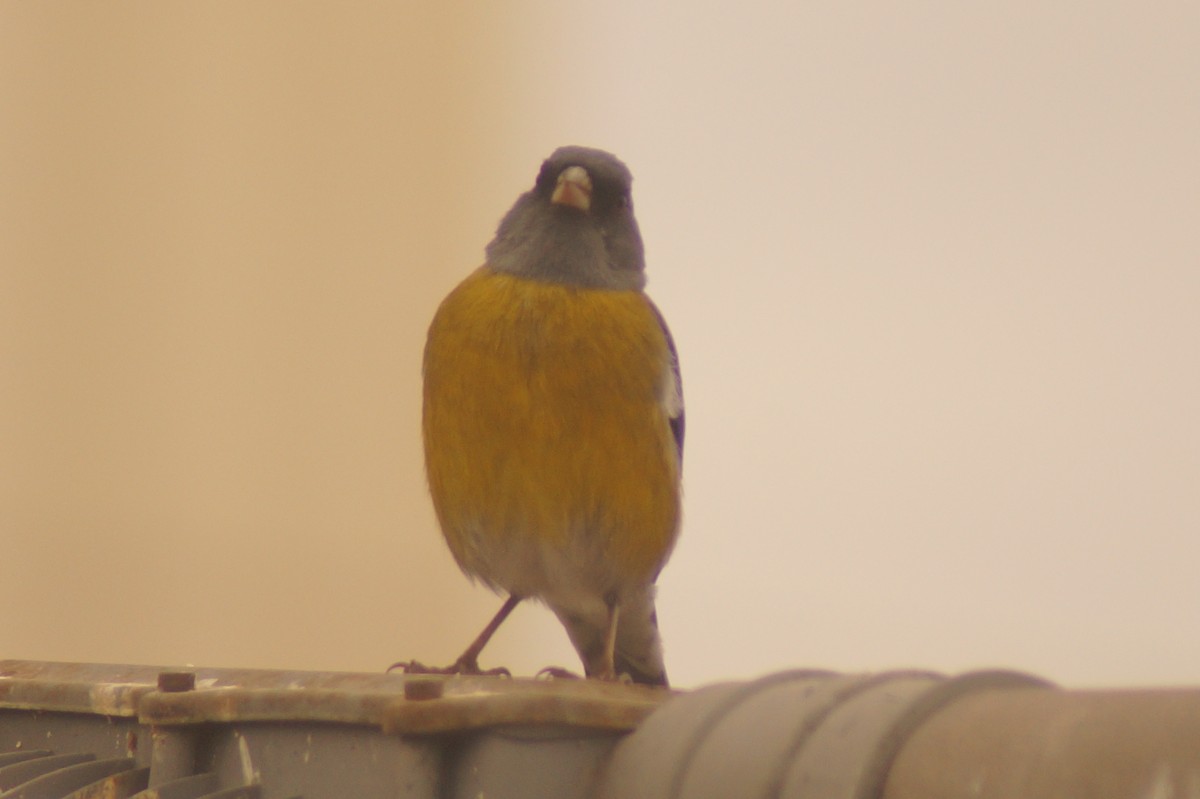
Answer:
[410, 146, 683, 685]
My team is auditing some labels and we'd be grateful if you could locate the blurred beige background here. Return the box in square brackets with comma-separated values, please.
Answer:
[2, 2, 1197, 689]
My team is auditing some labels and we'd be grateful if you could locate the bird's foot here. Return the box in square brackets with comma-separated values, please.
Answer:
[535, 665, 636, 683]
[387, 657, 511, 678]
[538, 665, 631, 682]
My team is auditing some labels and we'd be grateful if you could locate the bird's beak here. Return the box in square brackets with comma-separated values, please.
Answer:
[551, 166, 593, 212]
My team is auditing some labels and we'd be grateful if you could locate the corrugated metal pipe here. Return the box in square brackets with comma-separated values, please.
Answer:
[595, 667, 1200, 799]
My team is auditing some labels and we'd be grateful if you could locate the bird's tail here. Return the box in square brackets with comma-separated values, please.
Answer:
[614, 599, 668, 686]
[554, 590, 668, 687]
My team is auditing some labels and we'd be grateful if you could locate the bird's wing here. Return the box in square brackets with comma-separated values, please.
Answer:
[646, 298, 684, 462]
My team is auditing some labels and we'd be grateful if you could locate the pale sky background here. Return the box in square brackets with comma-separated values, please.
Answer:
[2, 3, 1197, 690]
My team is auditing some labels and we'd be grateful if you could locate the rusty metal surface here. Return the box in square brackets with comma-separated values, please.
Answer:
[1, 660, 670, 733]
[0, 661, 166, 717]
[382, 676, 671, 734]
[143, 674, 668, 732]
[139, 684, 405, 727]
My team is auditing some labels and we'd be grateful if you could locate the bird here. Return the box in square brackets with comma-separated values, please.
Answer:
[410, 146, 683, 686]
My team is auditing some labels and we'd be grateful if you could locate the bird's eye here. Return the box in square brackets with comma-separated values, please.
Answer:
[618, 193, 631, 209]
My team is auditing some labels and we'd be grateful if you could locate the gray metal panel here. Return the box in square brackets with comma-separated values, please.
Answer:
[0, 658, 664, 798]
[200, 724, 439, 799]
[0, 711, 143, 769]
[451, 725, 618, 799]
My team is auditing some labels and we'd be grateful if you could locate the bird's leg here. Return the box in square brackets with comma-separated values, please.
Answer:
[452, 593, 522, 672]
[596, 597, 620, 681]
[389, 594, 522, 676]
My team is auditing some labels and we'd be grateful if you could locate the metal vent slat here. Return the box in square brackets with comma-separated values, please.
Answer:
[127, 772, 218, 799]
[62, 765, 149, 799]
[0, 755, 53, 771]
[198, 786, 261, 799]
[0, 754, 94, 792]
[0, 751, 261, 799]
[0, 756, 135, 799]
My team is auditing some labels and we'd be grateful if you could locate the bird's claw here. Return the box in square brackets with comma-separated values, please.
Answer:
[387, 658, 511, 678]
[535, 666, 634, 683]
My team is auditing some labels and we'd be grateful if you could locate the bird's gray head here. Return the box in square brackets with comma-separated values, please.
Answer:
[486, 146, 646, 291]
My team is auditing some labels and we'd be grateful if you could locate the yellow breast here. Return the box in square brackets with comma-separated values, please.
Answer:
[423, 267, 681, 592]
